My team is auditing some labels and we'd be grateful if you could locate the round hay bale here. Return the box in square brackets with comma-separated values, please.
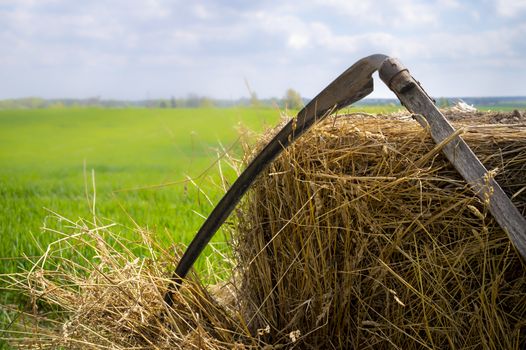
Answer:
[235, 112, 526, 348]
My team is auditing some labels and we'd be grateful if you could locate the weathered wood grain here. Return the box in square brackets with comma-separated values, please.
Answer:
[380, 57, 526, 261]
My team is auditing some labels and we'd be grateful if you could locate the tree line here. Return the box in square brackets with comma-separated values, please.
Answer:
[0, 89, 307, 110]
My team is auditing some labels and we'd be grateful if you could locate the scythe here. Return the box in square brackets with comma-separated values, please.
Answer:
[164, 54, 526, 307]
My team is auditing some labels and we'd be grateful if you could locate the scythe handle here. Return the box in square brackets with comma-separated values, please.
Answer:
[379, 57, 526, 261]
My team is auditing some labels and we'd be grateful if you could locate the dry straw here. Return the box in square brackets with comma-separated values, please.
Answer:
[1, 109, 525, 349]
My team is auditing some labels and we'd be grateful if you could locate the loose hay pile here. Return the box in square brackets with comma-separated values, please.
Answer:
[2, 109, 526, 349]
[1, 218, 257, 349]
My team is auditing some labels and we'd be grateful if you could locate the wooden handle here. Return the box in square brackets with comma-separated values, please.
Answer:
[379, 57, 526, 261]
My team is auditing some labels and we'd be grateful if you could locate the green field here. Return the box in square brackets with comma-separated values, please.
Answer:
[0, 107, 286, 276]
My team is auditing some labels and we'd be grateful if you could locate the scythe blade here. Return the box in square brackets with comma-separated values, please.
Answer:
[164, 54, 526, 308]
[164, 54, 389, 306]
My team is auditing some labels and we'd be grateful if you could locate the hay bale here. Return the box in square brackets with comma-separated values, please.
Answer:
[236, 112, 526, 348]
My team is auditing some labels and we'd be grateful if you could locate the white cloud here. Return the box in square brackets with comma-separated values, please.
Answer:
[310, 0, 439, 27]
[437, 0, 461, 8]
[311, 0, 373, 18]
[193, 4, 212, 19]
[287, 34, 310, 49]
[0, 0, 525, 99]
[495, 0, 526, 17]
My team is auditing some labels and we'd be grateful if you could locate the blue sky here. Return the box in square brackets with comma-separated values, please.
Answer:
[0, 0, 525, 99]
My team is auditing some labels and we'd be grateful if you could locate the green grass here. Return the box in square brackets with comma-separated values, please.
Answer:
[0, 107, 289, 276]
[477, 106, 525, 112]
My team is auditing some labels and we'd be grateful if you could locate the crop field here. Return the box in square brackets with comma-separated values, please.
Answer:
[0, 107, 280, 277]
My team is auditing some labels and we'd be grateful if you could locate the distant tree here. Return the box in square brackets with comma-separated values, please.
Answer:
[176, 98, 186, 108]
[438, 97, 450, 108]
[186, 94, 200, 108]
[170, 96, 177, 108]
[199, 97, 214, 108]
[86, 96, 101, 107]
[24, 97, 46, 109]
[284, 88, 303, 110]
[49, 102, 65, 109]
[0, 100, 15, 109]
[160, 100, 167, 108]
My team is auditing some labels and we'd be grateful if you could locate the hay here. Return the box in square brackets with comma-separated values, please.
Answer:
[0, 215, 263, 349]
[2, 110, 526, 349]
[235, 111, 526, 348]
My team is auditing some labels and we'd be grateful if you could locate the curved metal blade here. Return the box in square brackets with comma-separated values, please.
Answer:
[164, 54, 389, 305]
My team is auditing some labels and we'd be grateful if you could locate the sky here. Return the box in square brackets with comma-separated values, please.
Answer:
[0, 0, 525, 100]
